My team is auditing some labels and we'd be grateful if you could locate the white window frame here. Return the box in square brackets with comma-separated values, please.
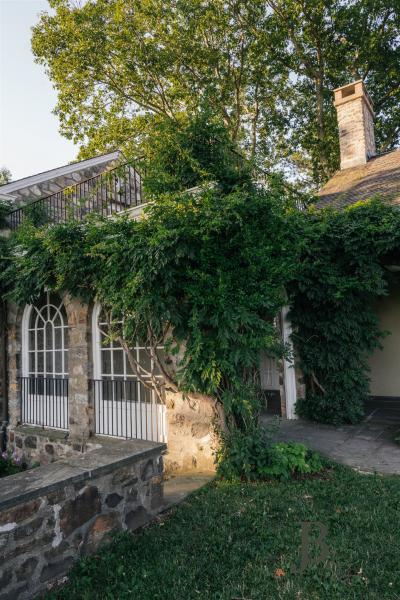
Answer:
[22, 292, 68, 379]
[21, 292, 69, 429]
[92, 303, 167, 441]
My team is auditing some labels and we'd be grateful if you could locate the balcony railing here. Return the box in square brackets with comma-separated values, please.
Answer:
[21, 376, 69, 430]
[8, 161, 145, 230]
[93, 379, 166, 443]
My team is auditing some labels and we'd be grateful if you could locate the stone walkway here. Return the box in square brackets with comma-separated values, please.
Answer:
[261, 414, 400, 475]
[162, 471, 215, 509]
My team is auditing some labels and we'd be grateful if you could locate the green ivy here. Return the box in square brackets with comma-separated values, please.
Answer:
[2, 110, 400, 472]
[288, 199, 400, 424]
[2, 180, 298, 433]
[3, 191, 400, 436]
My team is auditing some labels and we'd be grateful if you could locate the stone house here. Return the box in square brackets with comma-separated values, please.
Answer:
[0, 150, 301, 474]
[319, 79, 400, 418]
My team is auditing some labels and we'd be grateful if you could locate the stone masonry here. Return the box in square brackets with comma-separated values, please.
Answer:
[0, 438, 165, 600]
[334, 80, 376, 170]
[7, 426, 103, 466]
[63, 295, 94, 441]
[165, 392, 218, 474]
[0, 301, 7, 427]
[5, 293, 219, 475]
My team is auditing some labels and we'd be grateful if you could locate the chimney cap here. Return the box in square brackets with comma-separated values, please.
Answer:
[334, 80, 374, 116]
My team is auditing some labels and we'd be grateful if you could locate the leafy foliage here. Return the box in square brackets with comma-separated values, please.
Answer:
[141, 110, 250, 196]
[0, 199, 11, 228]
[289, 199, 400, 424]
[32, 0, 400, 187]
[2, 177, 297, 432]
[216, 424, 324, 481]
[0, 450, 26, 478]
[0, 166, 12, 186]
[2, 110, 400, 465]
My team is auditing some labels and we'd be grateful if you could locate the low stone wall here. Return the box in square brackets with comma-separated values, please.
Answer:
[0, 438, 165, 600]
[7, 426, 103, 466]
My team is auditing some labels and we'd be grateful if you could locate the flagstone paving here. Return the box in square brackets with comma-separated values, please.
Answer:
[262, 409, 400, 475]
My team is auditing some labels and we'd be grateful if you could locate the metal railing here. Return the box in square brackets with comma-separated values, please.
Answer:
[21, 376, 69, 430]
[93, 379, 167, 443]
[8, 161, 145, 230]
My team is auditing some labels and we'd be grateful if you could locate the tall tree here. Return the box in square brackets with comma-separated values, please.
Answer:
[0, 167, 12, 185]
[32, 0, 399, 187]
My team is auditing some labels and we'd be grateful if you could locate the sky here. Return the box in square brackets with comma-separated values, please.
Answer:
[0, 0, 77, 182]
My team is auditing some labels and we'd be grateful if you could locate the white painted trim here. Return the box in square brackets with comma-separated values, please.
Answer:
[0, 151, 121, 195]
[0, 193, 17, 202]
[282, 306, 298, 419]
[21, 304, 33, 378]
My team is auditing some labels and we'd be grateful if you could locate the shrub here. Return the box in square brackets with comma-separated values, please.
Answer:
[0, 450, 27, 478]
[216, 424, 324, 481]
[263, 441, 324, 480]
[0, 198, 11, 228]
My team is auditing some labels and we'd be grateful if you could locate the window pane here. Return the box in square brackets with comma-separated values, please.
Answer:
[101, 350, 112, 375]
[101, 329, 111, 349]
[29, 330, 35, 349]
[55, 351, 63, 374]
[63, 327, 69, 350]
[37, 352, 44, 373]
[138, 349, 151, 376]
[126, 357, 134, 376]
[54, 328, 63, 349]
[45, 322, 53, 350]
[29, 352, 35, 373]
[113, 350, 124, 375]
[37, 329, 44, 351]
[45, 351, 53, 374]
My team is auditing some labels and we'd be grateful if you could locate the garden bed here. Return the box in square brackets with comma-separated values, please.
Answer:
[0, 450, 28, 478]
[47, 464, 400, 600]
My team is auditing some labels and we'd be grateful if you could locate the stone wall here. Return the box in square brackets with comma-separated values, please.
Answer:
[0, 438, 165, 600]
[165, 392, 218, 474]
[0, 301, 7, 427]
[5, 293, 220, 475]
[7, 426, 102, 466]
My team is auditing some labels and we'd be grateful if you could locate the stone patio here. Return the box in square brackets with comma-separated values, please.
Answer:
[262, 408, 400, 476]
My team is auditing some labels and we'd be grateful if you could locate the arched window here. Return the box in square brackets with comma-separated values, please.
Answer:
[93, 307, 163, 386]
[21, 292, 69, 430]
[27, 292, 68, 379]
[92, 304, 166, 441]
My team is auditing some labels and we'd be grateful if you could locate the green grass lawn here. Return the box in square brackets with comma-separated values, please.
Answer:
[47, 465, 400, 600]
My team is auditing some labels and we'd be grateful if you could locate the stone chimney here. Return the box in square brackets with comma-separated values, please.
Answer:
[334, 80, 376, 170]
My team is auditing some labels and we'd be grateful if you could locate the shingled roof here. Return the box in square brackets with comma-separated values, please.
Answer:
[318, 148, 400, 209]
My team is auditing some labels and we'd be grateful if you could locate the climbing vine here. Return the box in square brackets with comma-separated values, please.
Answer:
[288, 199, 400, 424]
[3, 191, 400, 434]
[1, 181, 298, 433]
[2, 114, 400, 454]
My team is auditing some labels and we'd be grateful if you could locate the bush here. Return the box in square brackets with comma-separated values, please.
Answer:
[296, 391, 365, 426]
[263, 441, 324, 480]
[0, 450, 27, 478]
[216, 424, 324, 481]
[0, 198, 11, 228]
